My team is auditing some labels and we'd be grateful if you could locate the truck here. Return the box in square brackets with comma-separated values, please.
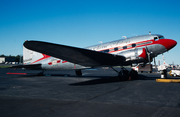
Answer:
[169, 70, 180, 77]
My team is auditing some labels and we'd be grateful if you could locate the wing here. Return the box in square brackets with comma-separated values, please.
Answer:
[24, 41, 126, 67]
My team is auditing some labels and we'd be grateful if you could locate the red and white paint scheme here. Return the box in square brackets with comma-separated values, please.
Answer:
[13, 34, 177, 76]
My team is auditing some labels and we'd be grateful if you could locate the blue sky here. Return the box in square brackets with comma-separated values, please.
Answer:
[0, 0, 180, 65]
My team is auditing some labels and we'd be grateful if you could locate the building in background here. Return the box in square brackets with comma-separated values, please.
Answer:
[0, 57, 15, 64]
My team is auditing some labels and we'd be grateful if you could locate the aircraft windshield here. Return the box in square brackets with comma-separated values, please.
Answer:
[159, 36, 164, 39]
[154, 36, 165, 41]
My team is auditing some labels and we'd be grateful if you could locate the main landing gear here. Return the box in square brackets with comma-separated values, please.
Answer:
[38, 70, 46, 76]
[111, 67, 138, 81]
[75, 69, 82, 76]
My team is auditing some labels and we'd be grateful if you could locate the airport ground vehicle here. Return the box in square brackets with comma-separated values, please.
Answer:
[169, 70, 180, 77]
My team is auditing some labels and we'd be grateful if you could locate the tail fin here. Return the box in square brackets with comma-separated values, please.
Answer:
[23, 46, 44, 65]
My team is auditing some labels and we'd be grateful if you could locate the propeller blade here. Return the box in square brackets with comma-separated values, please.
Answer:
[145, 46, 151, 64]
[154, 57, 157, 71]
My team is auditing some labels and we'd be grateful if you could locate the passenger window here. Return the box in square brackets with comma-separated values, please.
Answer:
[104, 49, 109, 53]
[132, 43, 136, 47]
[114, 47, 118, 51]
[100, 49, 109, 53]
[123, 46, 127, 49]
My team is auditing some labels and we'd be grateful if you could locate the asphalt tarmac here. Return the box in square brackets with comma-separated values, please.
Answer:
[0, 68, 180, 117]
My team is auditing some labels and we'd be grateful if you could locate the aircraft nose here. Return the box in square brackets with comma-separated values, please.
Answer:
[163, 39, 177, 51]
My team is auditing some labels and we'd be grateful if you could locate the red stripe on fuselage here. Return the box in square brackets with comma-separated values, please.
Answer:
[98, 39, 169, 54]
[31, 54, 51, 64]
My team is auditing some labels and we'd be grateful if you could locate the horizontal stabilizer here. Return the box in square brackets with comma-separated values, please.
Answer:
[10, 64, 42, 70]
[24, 41, 126, 67]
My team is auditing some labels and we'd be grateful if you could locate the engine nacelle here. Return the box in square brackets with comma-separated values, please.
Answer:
[118, 48, 147, 62]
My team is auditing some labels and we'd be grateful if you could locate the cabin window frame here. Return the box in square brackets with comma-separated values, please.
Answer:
[114, 47, 118, 51]
[132, 43, 136, 48]
[123, 46, 127, 49]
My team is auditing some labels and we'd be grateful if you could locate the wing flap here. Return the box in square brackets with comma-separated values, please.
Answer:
[24, 41, 125, 67]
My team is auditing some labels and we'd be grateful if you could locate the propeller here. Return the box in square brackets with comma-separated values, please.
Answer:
[145, 46, 151, 65]
[145, 46, 155, 73]
[154, 57, 157, 71]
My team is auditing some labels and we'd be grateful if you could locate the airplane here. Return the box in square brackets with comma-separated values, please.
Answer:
[11, 33, 177, 80]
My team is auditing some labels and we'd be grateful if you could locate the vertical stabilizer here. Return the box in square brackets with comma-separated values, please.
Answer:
[23, 46, 33, 64]
[23, 46, 43, 64]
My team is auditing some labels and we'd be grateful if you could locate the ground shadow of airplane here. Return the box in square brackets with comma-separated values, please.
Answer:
[6, 68, 172, 86]
[69, 74, 160, 86]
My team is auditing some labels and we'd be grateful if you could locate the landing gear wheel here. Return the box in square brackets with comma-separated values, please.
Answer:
[129, 69, 139, 80]
[38, 70, 45, 76]
[118, 68, 129, 81]
[75, 70, 82, 76]
[111, 67, 132, 81]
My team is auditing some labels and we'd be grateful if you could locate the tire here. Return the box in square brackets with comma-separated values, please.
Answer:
[75, 70, 82, 76]
[130, 69, 139, 80]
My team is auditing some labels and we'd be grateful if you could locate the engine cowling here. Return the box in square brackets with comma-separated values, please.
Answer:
[118, 48, 147, 62]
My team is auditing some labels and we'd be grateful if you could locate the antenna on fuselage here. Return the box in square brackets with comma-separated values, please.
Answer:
[149, 31, 151, 35]
[99, 41, 103, 44]
[122, 36, 127, 39]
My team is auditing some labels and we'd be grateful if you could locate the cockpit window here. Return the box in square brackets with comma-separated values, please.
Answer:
[159, 36, 164, 39]
[154, 37, 159, 41]
[154, 36, 164, 41]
